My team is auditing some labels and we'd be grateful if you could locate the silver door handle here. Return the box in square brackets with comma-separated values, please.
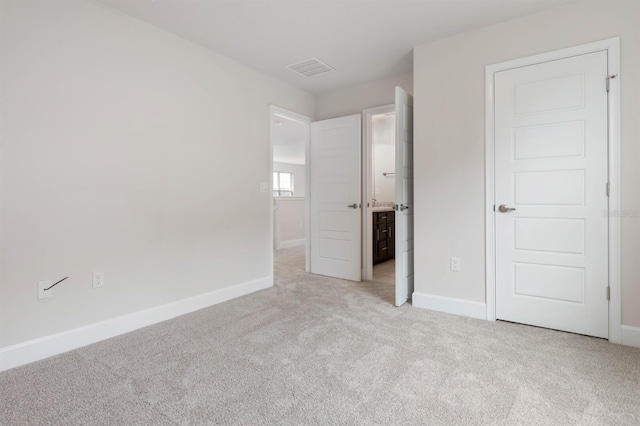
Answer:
[347, 203, 359, 209]
[399, 204, 409, 211]
[498, 204, 516, 213]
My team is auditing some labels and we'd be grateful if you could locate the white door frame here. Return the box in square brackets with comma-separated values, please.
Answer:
[484, 37, 621, 343]
[269, 105, 312, 279]
[362, 104, 395, 281]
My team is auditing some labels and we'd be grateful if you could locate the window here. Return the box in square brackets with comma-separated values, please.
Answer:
[273, 172, 294, 197]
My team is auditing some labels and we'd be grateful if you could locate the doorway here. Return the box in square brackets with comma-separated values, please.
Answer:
[307, 87, 414, 306]
[363, 105, 397, 288]
[362, 88, 414, 306]
[270, 106, 311, 277]
[485, 38, 621, 340]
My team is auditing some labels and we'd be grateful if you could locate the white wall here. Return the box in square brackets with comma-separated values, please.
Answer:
[315, 72, 413, 120]
[0, 0, 315, 348]
[273, 162, 306, 197]
[413, 0, 640, 326]
[273, 198, 305, 249]
[372, 115, 395, 203]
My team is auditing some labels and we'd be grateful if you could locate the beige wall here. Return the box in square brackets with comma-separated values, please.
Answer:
[315, 72, 413, 121]
[274, 198, 305, 248]
[413, 0, 640, 326]
[0, 0, 315, 347]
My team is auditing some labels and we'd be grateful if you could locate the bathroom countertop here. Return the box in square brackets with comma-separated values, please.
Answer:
[371, 206, 395, 212]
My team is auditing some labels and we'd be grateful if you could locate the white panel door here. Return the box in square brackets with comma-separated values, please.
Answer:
[395, 87, 414, 306]
[310, 115, 362, 281]
[495, 51, 609, 338]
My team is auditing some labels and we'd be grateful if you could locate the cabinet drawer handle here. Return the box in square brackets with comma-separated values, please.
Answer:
[381, 230, 387, 233]
[380, 215, 386, 220]
[381, 247, 387, 251]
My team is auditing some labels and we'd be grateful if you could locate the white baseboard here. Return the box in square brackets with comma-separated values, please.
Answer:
[412, 292, 487, 320]
[620, 325, 640, 348]
[0, 276, 273, 372]
[278, 238, 305, 249]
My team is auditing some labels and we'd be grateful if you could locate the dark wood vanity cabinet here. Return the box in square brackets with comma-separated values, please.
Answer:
[373, 211, 395, 265]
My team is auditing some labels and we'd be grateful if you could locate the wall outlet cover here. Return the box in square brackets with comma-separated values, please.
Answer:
[450, 257, 461, 272]
[93, 271, 105, 288]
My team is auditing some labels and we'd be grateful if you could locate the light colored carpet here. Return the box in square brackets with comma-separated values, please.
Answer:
[2, 245, 639, 425]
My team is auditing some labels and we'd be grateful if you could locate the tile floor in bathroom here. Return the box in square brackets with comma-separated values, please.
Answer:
[372, 259, 395, 284]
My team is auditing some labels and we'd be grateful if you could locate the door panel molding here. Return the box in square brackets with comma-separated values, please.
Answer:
[485, 37, 621, 343]
[395, 87, 414, 306]
[310, 114, 362, 281]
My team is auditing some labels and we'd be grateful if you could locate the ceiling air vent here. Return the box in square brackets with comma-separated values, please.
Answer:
[286, 57, 334, 78]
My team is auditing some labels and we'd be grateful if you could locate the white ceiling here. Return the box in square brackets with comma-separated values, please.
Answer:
[272, 115, 307, 165]
[101, 0, 572, 94]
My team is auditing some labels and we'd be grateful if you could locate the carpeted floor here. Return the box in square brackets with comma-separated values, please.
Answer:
[2, 246, 639, 425]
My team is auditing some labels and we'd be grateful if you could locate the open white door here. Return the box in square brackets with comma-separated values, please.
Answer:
[310, 115, 362, 281]
[394, 87, 414, 306]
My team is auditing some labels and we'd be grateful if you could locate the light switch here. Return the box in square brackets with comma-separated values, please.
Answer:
[38, 280, 53, 300]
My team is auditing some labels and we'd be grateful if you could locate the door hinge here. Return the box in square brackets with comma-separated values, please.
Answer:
[606, 286, 611, 301]
[606, 75, 617, 93]
[606, 182, 610, 197]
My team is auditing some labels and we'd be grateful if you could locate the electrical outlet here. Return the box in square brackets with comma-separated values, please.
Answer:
[93, 271, 105, 288]
[450, 257, 461, 272]
[38, 280, 53, 300]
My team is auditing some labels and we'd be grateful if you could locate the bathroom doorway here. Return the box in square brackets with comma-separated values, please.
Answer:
[363, 105, 396, 287]
[362, 87, 413, 307]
